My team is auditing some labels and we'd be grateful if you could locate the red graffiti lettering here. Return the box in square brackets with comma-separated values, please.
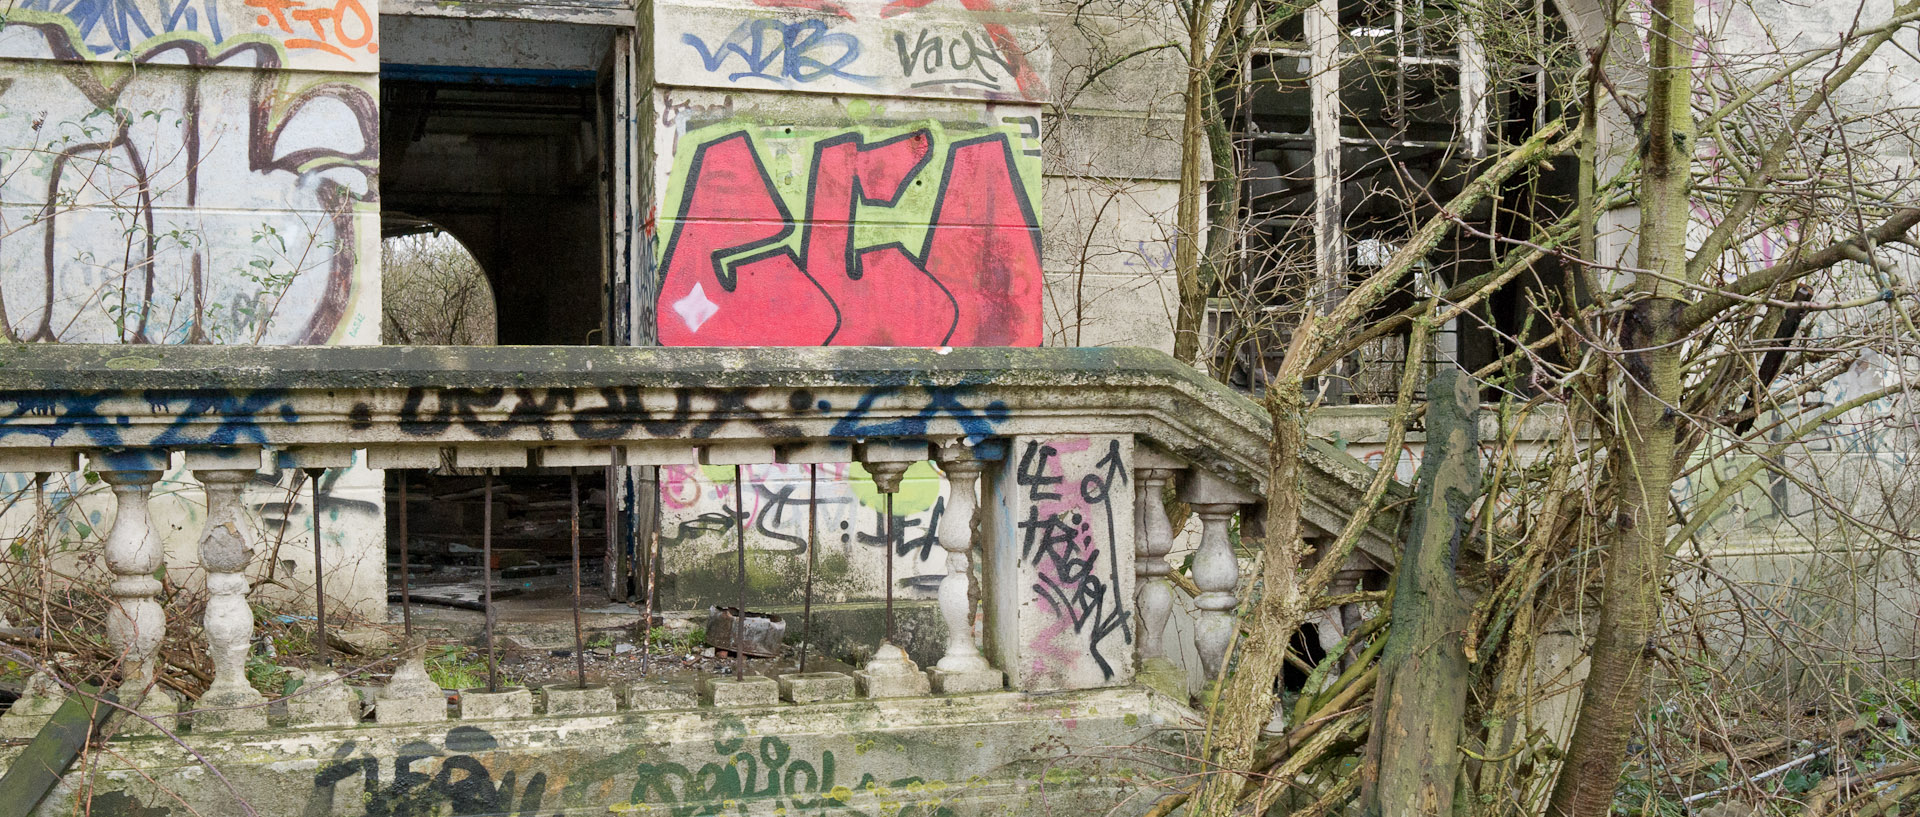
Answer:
[656, 129, 1040, 348]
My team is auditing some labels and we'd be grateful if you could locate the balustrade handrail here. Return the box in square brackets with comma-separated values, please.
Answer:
[0, 344, 1273, 493]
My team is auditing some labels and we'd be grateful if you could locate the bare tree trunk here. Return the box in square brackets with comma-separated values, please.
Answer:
[1546, 0, 1693, 809]
[1172, 0, 1212, 367]
[1360, 367, 1478, 817]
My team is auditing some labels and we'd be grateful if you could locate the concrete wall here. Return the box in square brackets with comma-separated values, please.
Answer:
[0, 0, 387, 618]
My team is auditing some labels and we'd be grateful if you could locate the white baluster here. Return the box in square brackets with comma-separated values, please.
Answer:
[98, 458, 179, 730]
[1134, 469, 1175, 664]
[192, 466, 268, 731]
[1191, 503, 1241, 678]
[929, 453, 1000, 694]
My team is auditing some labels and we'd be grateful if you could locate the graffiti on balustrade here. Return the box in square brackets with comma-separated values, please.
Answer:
[624, 716, 957, 817]
[654, 123, 1041, 347]
[8, 0, 379, 69]
[0, 27, 379, 346]
[0, 383, 1007, 447]
[668, 1, 1040, 99]
[1014, 438, 1132, 684]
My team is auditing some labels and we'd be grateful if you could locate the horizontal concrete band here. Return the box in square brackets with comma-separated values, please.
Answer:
[0, 345, 1271, 496]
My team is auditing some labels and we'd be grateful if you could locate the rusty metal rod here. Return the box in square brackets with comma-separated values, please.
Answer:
[733, 465, 747, 681]
[799, 464, 817, 672]
[604, 462, 618, 601]
[307, 468, 329, 667]
[483, 469, 498, 693]
[642, 527, 658, 676]
[399, 473, 413, 641]
[570, 468, 587, 689]
[884, 491, 895, 645]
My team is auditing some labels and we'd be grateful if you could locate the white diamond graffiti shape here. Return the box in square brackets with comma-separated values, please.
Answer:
[673, 281, 720, 333]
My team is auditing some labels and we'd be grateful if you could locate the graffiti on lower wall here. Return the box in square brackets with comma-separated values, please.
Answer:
[652, 117, 1042, 348]
[291, 719, 962, 817]
[0, 28, 379, 345]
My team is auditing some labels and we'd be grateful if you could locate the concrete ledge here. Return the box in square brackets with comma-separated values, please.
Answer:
[700, 675, 780, 707]
[778, 672, 855, 703]
[3, 686, 1177, 817]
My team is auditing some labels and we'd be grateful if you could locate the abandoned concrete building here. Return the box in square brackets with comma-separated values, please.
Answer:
[0, 0, 1914, 809]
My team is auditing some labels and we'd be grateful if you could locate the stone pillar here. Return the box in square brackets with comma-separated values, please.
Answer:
[929, 446, 1000, 694]
[97, 454, 175, 726]
[983, 435, 1136, 692]
[189, 452, 269, 731]
[1188, 503, 1240, 679]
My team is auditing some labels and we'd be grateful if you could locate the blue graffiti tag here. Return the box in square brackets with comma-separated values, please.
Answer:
[20, 0, 226, 55]
[681, 18, 872, 86]
[0, 389, 296, 447]
[825, 386, 1007, 441]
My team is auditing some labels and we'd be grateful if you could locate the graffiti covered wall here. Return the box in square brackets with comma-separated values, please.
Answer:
[643, 0, 1045, 623]
[0, 5, 384, 615]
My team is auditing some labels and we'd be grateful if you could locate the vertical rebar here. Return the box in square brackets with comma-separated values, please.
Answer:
[483, 469, 498, 693]
[884, 491, 896, 644]
[399, 473, 413, 641]
[307, 468, 329, 667]
[570, 468, 587, 689]
[733, 465, 747, 681]
[799, 464, 817, 672]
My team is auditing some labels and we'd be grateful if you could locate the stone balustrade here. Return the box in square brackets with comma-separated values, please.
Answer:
[0, 344, 1270, 736]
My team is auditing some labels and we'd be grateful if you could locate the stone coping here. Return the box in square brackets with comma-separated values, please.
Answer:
[0, 344, 1274, 494]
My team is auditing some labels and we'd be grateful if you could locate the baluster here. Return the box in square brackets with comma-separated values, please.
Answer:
[98, 453, 179, 730]
[1134, 469, 1176, 668]
[1190, 503, 1241, 679]
[929, 448, 998, 693]
[190, 459, 268, 731]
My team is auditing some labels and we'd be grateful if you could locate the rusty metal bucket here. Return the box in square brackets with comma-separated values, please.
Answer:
[704, 606, 787, 658]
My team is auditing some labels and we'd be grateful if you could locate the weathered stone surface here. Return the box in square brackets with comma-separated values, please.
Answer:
[540, 684, 618, 716]
[928, 668, 1004, 695]
[700, 676, 780, 707]
[777, 672, 855, 703]
[459, 687, 533, 720]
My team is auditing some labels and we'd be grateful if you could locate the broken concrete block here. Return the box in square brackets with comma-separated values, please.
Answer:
[541, 684, 618, 716]
[778, 672, 855, 703]
[288, 668, 361, 727]
[700, 675, 779, 707]
[855, 643, 931, 699]
[458, 687, 533, 720]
